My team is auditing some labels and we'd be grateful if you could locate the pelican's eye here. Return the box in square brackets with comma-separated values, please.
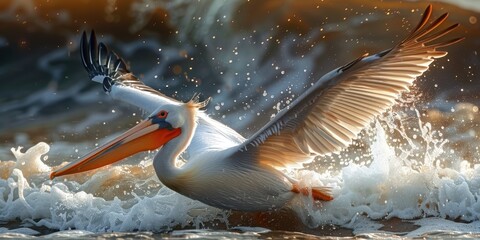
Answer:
[158, 110, 168, 119]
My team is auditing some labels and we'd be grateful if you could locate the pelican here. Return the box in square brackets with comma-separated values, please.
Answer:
[50, 5, 462, 211]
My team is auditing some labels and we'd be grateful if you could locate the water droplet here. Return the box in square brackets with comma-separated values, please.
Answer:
[469, 16, 477, 24]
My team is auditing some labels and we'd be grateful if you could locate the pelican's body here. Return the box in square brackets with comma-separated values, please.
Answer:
[51, 6, 462, 211]
[159, 145, 293, 211]
[149, 104, 295, 211]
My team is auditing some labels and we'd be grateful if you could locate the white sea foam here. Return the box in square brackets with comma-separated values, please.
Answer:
[10, 142, 51, 179]
[0, 145, 223, 232]
[289, 114, 480, 233]
[0, 227, 39, 235]
[0, 109, 479, 236]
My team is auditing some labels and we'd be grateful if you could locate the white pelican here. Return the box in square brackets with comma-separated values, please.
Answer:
[50, 5, 462, 211]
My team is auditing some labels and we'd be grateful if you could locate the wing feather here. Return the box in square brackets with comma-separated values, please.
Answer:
[80, 31, 179, 113]
[243, 5, 463, 170]
[79, 31, 247, 157]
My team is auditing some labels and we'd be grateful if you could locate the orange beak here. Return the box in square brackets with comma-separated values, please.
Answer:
[50, 117, 181, 179]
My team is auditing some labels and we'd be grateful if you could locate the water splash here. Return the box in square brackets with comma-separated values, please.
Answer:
[291, 108, 480, 232]
[0, 144, 225, 232]
[1, 105, 479, 236]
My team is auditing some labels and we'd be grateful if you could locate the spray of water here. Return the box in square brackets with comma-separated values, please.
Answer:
[0, 103, 478, 234]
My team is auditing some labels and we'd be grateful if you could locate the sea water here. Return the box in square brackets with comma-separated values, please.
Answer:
[0, 0, 479, 238]
[1, 105, 479, 238]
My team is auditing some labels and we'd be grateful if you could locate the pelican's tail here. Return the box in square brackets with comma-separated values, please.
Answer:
[80, 30, 130, 92]
[292, 184, 333, 201]
[311, 186, 333, 201]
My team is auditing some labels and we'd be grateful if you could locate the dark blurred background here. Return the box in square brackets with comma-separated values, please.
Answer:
[0, 0, 478, 160]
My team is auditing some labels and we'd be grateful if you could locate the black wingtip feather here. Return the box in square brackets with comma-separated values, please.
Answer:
[98, 43, 108, 72]
[79, 30, 131, 91]
[114, 58, 128, 75]
[80, 31, 90, 70]
[88, 30, 97, 72]
[102, 77, 114, 92]
[106, 52, 114, 76]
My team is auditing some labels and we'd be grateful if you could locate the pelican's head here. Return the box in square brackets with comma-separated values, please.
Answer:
[50, 95, 210, 180]
[49, 105, 183, 179]
[150, 104, 187, 129]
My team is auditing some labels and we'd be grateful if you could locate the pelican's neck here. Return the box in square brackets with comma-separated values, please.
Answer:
[153, 107, 197, 186]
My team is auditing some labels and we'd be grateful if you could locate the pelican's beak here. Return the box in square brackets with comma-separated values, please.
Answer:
[50, 117, 181, 179]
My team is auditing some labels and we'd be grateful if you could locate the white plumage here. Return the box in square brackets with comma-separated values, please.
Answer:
[50, 5, 462, 211]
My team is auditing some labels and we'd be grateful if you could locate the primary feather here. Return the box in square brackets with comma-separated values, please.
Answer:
[242, 5, 463, 170]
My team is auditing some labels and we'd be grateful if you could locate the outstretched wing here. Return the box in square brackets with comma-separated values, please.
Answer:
[80, 31, 246, 153]
[242, 5, 463, 170]
[80, 31, 179, 113]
